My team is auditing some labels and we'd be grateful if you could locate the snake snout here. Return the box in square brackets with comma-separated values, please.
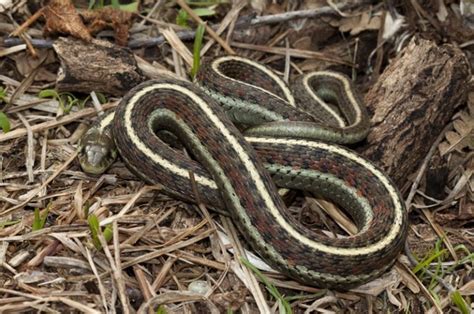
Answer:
[78, 127, 117, 175]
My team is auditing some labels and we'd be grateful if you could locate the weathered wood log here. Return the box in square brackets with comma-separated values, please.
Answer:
[53, 37, 146, 96]
[361, 38, 470, 186]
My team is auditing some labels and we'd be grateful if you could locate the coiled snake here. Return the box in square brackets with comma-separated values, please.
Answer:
[79, 56, 407, 289]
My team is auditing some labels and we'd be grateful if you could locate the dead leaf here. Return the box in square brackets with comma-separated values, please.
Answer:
[265, 2, 284, 15]
[395, 260, 420, 293]
[43, 0, 92, 41]
[350, 269, 401, 296]
[210, 288, 248, 312]
[439, 94, 474, 155]
[338, 11, 381, 35]
[383, 12, 406, 40]
[9, 50, 57, 81]
[81, 7, 134, 46]
[292, 36, 312, 50]
[249, 0, 267, 13]
[386, 287, 402, 308]
[459, 279, 474, 295]
[12, 0, 92, 42]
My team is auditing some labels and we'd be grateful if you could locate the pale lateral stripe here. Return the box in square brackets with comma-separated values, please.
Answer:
[246, 136, 404, 255]
[125, 85, 217, 189]
[99, 112, 115, 132]
[212, 56, 296, 107]
[303, 71, 362, 128]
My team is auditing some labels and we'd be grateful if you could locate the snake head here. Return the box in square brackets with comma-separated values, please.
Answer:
[78, 127, 117, 175]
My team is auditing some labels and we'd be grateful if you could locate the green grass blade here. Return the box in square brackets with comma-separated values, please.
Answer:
[450, 291, 470, 314]
[156, 304, 167, 314]
[191, 23, 206, 79]
[240, 257, 292, 314]
[118, 2, 138, 12]
[103, 225, 113, 243]
[0, 86, 6, 101]
[0, 111, 10, 133]
[88, 0, 96, 9]
[32, 205, 49, 231]
[88, 214, 112, 249]
[38, 89, 59, 99]
[412, 248, 448, 274]
[88, 214, 102, 249]
[192, 8, 215, 17]
[0, 220, 20, 228]
[110, 0, 120, 8]
[32, 208, 42, 231]
[176, 10, 189, 28]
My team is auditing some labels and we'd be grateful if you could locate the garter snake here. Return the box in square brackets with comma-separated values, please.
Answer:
[79, 56, 407, 289]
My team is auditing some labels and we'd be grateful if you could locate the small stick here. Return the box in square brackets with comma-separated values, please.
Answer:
[201, 0, 246, 56]
[0, 102, 118, 143]
[405, 123, 452, 209]
[9, 8, 44, 37]
[175, 0, 235, 55]
[231, 42, 354, 66]
[16, 113, 34, 183]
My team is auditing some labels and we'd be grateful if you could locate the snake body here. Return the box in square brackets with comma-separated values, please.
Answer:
[79, 56, 407, 289]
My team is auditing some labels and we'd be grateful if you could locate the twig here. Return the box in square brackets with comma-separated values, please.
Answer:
[137, 0, 166, 27]
[134, 265, 154, 304]
[16, 113, 34, 183]
[151, 256, 177, 291]
[283, 39, 290, 83]
[221, 216, 271, 313]
[371, 10, 386, 81]
[99, 223, 131, 313]
[0, 44, 26, 57]
[99, 185, 162, 226]
[161, 27, 193, 66]
[231, 42, 354, 66]
[201, 0, 246, 56]
[422, 208, 458, 261]
[85, 247, 109, 313]
[2, 38, 53, 48]
[405, 123, 452, 210]
[0, 102, 118, 143]
[89, 228, 216, 281]
[408, 0, 443, 34]
[395, 259, 444, 314]
[9, 8, 44, 37]
[175, 0, 235, 55]
[248, 1, 370, 25]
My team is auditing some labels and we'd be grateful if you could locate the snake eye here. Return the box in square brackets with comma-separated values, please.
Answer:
[78, 127, 117, 175]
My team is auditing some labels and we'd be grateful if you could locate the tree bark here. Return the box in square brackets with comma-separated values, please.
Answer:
[361, 38, 470, 186]
[53, 37, 146, 96]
